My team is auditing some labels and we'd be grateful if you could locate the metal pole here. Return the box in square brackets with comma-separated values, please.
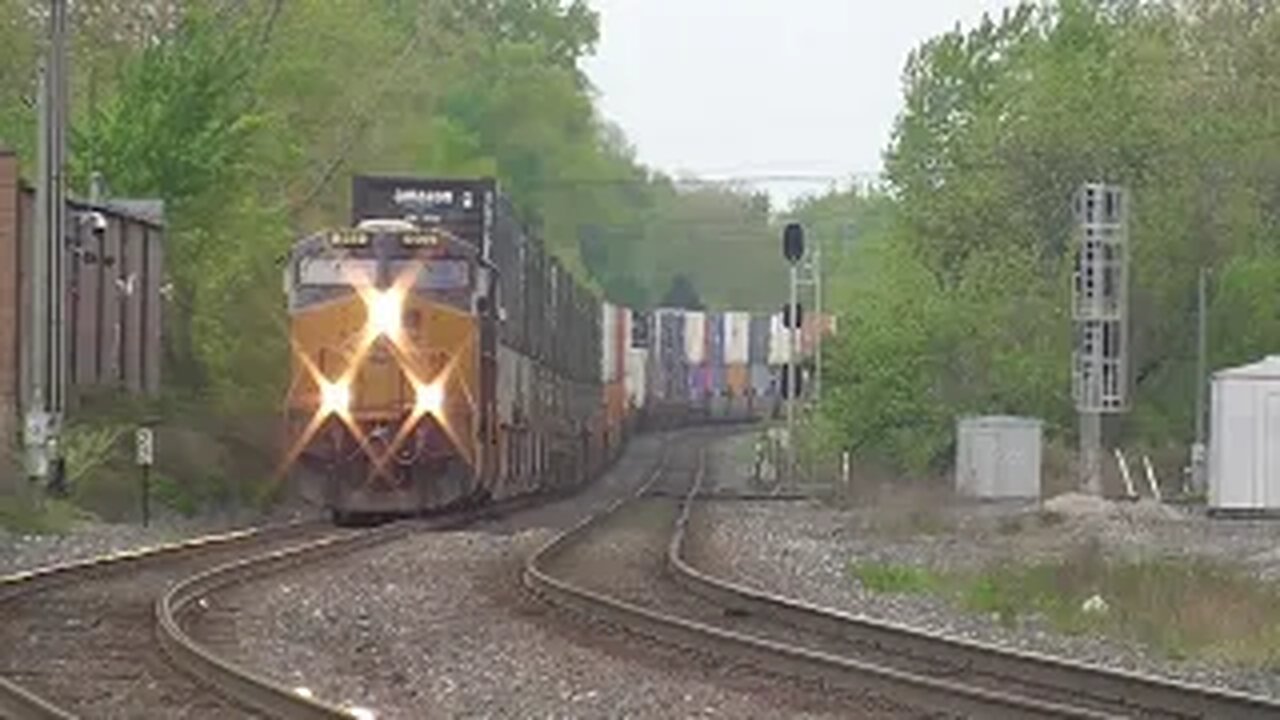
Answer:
[787, 264, 798, 485]
[26, 0, 69, 488]
[26, 62, 51, 485]
[50, 0, 69, 495]
[50, 0, 67, 428]
[1080, 410, 1102, 495]
[141, 465, 151, 527]
[814, 236, 823, 404]
[1191, 266, 1208, 494]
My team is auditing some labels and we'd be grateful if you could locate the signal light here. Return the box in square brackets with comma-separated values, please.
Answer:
[781, 302, 804, 329]
[369, 289, 403, 338]
[780, 365, 804, 399]
[320, 380, 351, 417]
[782, 222, 805, 264]
[415, 380, 445, 417]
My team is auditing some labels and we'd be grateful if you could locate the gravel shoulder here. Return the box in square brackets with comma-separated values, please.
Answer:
[693, 440, 1280, 701]
[208, 431, 892, 719]
[0, 508, 321, 578]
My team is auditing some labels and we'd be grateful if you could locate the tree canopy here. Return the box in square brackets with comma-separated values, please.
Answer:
[0, 0, 785, 413]
[809, 0, 1280, 472]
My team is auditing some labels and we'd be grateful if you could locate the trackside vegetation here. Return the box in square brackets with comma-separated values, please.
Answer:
[851, 544, 1280, 667]
[803, 1, 1280, 475]
[0, 1, 783, 518]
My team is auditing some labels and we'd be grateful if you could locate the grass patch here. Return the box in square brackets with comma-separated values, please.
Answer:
[850, 561, 942, 594]
[851, 542, 1280, 667]
[0, 495, 94, 535]
[996, 516, 1025, 535]
[962, 545, 1280, 664]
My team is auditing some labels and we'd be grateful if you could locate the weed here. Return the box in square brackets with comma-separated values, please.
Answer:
[1037, 510, 1066, 526]
[62, 423, 129, 489]
[0, 496, 93, 535]
[936, 544, 1280, 666]
[150, 472, 198, 517]
[996, 516, 1024, 535]
[850, 561, 941, 594]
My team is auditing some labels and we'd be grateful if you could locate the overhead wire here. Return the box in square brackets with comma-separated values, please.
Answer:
[289, 21, 424, 217]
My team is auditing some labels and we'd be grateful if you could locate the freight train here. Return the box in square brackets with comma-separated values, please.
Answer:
[282, 175, 824, 522]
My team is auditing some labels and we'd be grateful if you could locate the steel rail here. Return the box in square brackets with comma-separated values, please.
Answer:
[0, 520, 323, 603]
[0, 677, 74, 720]
[0, 520, 333, 719]
[152, 489, 599, 719]
[156, 524, 418, 719]
[0, 428, 715, 719]
[0, 461, 633, 719]
[523, 453, 1103, 720]
[669, 480, 1280, 719]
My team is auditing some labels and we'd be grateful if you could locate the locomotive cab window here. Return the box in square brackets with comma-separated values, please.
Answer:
[387, 258, 471, 291]
[287, 224, 477, 311]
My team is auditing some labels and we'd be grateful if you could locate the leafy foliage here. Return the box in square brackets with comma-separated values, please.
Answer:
[813, 0, 1280, 473]
[0, 0, 788, 426]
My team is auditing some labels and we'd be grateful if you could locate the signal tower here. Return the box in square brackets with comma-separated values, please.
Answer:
[1071, 183, 1130, 495]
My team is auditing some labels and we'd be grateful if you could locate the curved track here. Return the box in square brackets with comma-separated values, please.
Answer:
[0, 490, 559, 720]
[525, 446, 1280, 719]
[0, 520, 366, 719]
[675, 505, 1280, 719]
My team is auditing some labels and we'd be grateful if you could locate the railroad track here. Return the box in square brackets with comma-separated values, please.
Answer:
[524, 448, 1280, 719]
[0, 489, 567, 720]
[0, 518, 377, 719]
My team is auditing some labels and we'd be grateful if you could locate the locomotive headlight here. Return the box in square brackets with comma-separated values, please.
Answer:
[369, 289, 403, 338]
[320, 380, 351, 417]
[415, 380, 445, 417]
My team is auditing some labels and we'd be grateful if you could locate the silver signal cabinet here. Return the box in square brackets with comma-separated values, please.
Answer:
[1072, 184, 1129, 413]
[955, 416, 1043, 500]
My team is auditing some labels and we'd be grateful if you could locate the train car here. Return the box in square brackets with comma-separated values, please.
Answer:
[625, 309, 649, 434]
[598, 302, 629, 466]
[283, 175, 776, 524]
[283, 175, 603, 522]
[724, 311, 751, 416]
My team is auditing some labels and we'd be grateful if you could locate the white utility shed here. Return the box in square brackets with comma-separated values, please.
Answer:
[955, 416, 1043, 499]
[1209, 356, 1280, 511]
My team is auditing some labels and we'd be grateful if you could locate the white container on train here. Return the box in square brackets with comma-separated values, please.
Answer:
[768, 312, 792, 365]
[601, 302, 618, 384]
[625, 348, 648, 409]
[621, 309, 633, 380]
[724, 311, 751, 365]
[685, 311, 706, 365]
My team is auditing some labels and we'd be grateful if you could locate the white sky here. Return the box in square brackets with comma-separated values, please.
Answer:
[584, 0, 1017, 205]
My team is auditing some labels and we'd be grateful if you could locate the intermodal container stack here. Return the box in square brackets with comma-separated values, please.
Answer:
[749, 313, 773, 400]
[724, 311, 751, 414]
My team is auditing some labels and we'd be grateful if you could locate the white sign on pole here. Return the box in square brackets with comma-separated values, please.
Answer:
[135, 428, 154, 467]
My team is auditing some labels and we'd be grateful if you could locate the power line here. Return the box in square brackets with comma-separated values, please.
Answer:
[289, 23, 423, 217]
[533, 172, 885, 189]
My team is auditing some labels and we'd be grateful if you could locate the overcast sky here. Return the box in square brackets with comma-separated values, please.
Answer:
[583, 0, 1017, 205]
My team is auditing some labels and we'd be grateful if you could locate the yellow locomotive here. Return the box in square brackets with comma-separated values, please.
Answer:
[283, 176, 607, 522]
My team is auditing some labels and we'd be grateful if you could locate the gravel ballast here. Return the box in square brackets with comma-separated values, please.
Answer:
[0, 509, 319, 578]
[209, 431, 894, 719]
[695, 446, 1280, 700]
